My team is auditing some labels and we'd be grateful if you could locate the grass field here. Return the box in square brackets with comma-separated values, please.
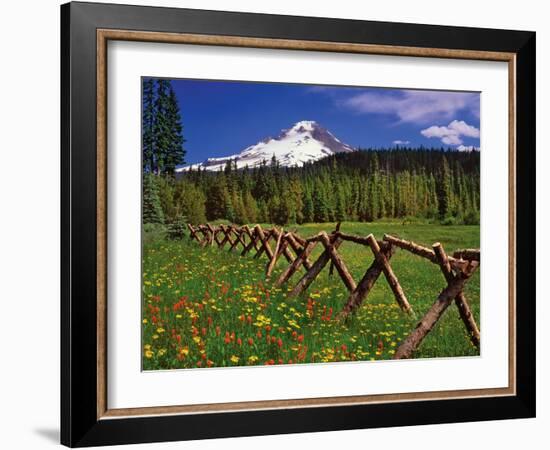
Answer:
[142, 222, 480, 370]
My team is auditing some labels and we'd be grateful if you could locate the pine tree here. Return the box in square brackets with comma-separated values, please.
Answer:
[142, 173, 164, 224]
[152, 80, 170, 174]
[142, 78, 155, 173]
[205, 176, 228, 220]
[163, 84, 186, 174]
[302, 190, 314, 223]
[437, 155, 452, 220]
[243, 190, 259, 223]
[312, 181, 329, 222]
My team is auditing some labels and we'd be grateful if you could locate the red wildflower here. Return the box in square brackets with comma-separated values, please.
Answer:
[247, 338, 254, 346]
[277, 338, 283, 348]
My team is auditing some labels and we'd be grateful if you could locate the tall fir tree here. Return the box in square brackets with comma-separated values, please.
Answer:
[142, 78, 155, 173]
[437, 155, 452, 220]
[142, 173, 164, 224]
[163, 85, 186, 174]
[152, 79, 171, 174]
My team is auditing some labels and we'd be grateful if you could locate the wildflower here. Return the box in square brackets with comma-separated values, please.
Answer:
[248, 337, 254, 346]
[142, 318, 148, 324]
[144, 350, 154, 359]
[248, 355, 259, 363]
[180, 347, 189, 356]
[277, 338, 283, 348]
[237, 338, 242, 346]
[230, 355, 240, 364]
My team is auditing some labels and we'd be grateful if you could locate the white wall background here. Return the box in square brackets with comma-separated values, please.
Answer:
[0, 0, 545, 449]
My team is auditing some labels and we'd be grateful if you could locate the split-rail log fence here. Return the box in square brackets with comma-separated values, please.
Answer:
[186, 223, 480, 359]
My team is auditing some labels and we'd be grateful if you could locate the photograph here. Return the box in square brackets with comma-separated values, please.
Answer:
[141, 78, 481, 370]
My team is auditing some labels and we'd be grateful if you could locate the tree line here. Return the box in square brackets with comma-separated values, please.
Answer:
[143, 149, 480, 227]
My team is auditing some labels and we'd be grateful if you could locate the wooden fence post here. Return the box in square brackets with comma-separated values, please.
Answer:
[288, 235, 342, 298]
[253, 225, 274, 260]
[366, 234, 413, 315]
[434, 243, 480, 348]
[187, 224, 202, 244]
[393, 248, 479, 359]
[274, 240, 317, 287]
[265, 228, 283, 279]
[339, 243, 394, 317]
[319, 231, 356, 292]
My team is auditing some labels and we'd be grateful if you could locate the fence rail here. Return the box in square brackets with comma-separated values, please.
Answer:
[186, 223, 480, 359]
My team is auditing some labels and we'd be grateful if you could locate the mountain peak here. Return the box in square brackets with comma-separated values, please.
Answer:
[288, 120, 319, 132]
[177, 121, 355, 172]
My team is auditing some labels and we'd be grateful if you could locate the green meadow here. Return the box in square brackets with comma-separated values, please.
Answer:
[142, 221, 480, 370]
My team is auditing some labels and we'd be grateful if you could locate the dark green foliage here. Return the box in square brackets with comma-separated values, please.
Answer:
[142, 173, 164, 224]
[154, 148, 479, 226]
[167, 215, 188, 240]
[142, 78, 155, 172]
[142, 78, 186, 175]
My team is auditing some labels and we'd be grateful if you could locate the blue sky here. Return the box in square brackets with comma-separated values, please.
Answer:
[162, 78, 480, 165]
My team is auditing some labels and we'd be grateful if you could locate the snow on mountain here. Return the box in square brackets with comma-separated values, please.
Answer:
[176, 120, 355, 172]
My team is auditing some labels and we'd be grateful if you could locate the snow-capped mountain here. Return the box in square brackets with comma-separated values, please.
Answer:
[176, 120, 355, 172]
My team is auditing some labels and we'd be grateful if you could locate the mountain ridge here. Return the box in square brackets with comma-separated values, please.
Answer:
[176, 120, 355, 172]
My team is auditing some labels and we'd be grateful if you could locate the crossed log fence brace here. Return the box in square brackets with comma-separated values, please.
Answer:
[187, 223, 481, 359]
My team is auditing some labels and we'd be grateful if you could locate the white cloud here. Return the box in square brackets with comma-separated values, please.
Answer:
[392, 140, 410, 145]
[421, 120, 480, 147]
[343, 90, 479, 124]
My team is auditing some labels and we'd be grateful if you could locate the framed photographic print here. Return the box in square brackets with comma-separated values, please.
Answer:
[60, 1, 536, 447]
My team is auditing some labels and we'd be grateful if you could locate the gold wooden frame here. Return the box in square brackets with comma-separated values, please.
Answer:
[96, 29, 516, 420]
